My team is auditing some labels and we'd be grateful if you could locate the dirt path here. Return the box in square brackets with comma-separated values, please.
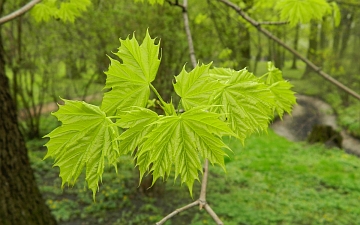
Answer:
[271, 95, 360, 156]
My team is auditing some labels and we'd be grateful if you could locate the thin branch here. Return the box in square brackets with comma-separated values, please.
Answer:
[0, 0, 41, 25]
[165, 0, 185, 11]
[182, 0, 197, 68]
[258, 21, 289, 25]
[218, 0, 360, 101]
[155, 201, 199, 225]
[204, 204, 224, 225]
[199, 159, 209, 209]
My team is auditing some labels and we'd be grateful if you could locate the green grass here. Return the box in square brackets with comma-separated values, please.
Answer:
[28, 128, 360, 225]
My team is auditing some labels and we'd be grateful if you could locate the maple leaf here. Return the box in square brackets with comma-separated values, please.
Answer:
[115, 107, 159, 155]
[276, 0, 330, 26]
[259, 62, 297, 119]
[174, 63, 225, 110]
[44, 99, 119, 199]
[101, 30, 160, 115]
[136, 107, 236, 195]
[209, 68, 275, 142]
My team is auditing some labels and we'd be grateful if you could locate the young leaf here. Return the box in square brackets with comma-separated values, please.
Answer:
[44, 99, 119, 199]
[260, 62, 284, 84]
[101, 31, 161, 115]
[173, 63, 225, 110]
[269, 81, 296, 119]
[31, 0, 91, 23]
[136, 107, 236, 195]
[259, 62, 297, 119]
[210, 68, 275, 141]
[276, 0, 331, 26]
[31, 0, 56, 22]
[115, 107, 159, 155]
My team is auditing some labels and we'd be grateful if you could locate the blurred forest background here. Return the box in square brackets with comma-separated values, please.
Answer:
[2, 0, 360, 224]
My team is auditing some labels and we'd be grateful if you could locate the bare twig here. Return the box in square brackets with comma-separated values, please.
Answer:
[165, 0, 185, 11]
[258, 21, 289, 25]
[155, 201, 199, 225]
[204, 204, 224, 225]
[0, 0, 41, 25]
[199, 159, 209, 209]
[182, 0, 197, 68]
[218, 0, 360, 101]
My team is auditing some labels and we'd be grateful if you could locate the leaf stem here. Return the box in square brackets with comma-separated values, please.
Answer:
[149, 83, 166, 107]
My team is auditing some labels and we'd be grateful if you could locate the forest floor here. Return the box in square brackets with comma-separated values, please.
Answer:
[26, 94, 360, 225]
[271, 94, 360, 156]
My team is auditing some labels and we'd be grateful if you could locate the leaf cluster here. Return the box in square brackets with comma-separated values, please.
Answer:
[44, 30, 296, 198]
[31, 0, 91, 23]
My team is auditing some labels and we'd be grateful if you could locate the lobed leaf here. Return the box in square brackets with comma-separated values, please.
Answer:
[136, 107, 236, 195]
[31, 0, 91, 23]
[115, 107, 159, 155]
[101, 31, 160, 115]
[174, 63, 225, 110]
[210, 68, 275, 142]
[269, 81, 296, 118]
[259, 62, 297, 119]
[276, 0, 331, 26]
[44, 99, 119, 199]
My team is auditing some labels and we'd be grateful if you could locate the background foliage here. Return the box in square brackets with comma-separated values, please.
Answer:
[2, 0, 360, 224]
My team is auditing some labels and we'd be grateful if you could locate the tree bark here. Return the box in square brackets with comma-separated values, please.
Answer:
[0, 3, 57, 225]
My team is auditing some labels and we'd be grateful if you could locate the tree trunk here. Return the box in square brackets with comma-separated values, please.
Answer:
[0, 9, 57, 225]
[303, 21, 319, 77]
[291, 24, 300, 69]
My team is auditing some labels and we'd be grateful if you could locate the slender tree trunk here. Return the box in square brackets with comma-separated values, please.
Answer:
[0, 3, 57, 225]
[291, 24, 300, 69]
[303, 21, 319, 77]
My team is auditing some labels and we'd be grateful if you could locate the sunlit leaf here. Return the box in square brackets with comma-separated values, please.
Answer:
[136, 107, 236, 195]
[210, 68, 275, 141]
[174, 63, 225, 110]
[276, 0, 331, 26]
[259, 62, 296, 119]
[101, 31, 160, 115]
[115, 107, 159, 155]
[44, 99, 119, 199]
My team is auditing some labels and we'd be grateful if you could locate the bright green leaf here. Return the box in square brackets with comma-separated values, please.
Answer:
[174, 63, 225, 110]
[101, 31, 160, 115]
[44, 99, 119, 199]
[136, 107, 235, 195]
[31, 0, 91, 23]
[31, 0, 57, 22]
[260, 61, 284, 84]
[269, 81, 297, 119]
[210, 68, 275, 142]
[115, 107, 159, 155]
[276, 0, 331, 26]
[259, 62, 297, 119]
